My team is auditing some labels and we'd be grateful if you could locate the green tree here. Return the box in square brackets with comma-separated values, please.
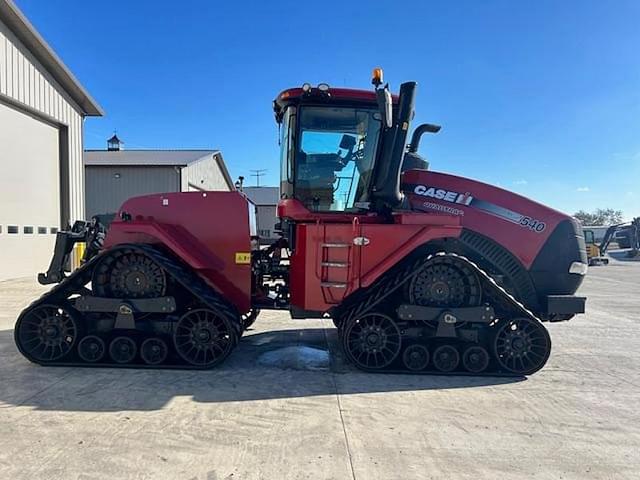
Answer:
[574, 208, 624, 225]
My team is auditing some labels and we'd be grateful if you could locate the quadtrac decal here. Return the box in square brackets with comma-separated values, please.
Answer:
[406, 184, 547, 233]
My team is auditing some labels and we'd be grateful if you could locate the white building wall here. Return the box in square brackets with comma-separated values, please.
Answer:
[0, 17, 85, 223]
[182, 153, 232, 192]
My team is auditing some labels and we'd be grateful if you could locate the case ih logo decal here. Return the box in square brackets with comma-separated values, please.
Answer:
[408, 184, 547, 233]
[413, 185, 474, 205]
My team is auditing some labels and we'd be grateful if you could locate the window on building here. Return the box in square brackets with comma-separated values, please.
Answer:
[38, 227, 47, 234]
[24, 226, 34, 234]
[8, 226, 19, 234]
[50, 227, 59, 234]
[0, 225, 2, 234]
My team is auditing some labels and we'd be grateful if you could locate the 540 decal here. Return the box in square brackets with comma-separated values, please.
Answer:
[519, 216, 546, 232]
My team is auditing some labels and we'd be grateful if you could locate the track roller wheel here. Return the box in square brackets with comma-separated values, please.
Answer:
[402, 344, 430, 371]
[77, 335, 106, 363]
[494, 317, 551, 375]
[140, 337, 168, 365]
[432, 345, 460, 372]
[241, 309, 260, 330]
[462, 346, 489, 373]
[109, 336, 137, 363]
[15, 304, 78, 363]
[94, 250, 166, 298]
[343, 313, 402, 370]
[173, 308, 236, 368]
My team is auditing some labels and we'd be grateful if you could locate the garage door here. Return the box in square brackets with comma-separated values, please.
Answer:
[0, 101, 60, 281]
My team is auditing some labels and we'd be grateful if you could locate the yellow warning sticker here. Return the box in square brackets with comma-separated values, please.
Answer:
[235, 252, 251, 264]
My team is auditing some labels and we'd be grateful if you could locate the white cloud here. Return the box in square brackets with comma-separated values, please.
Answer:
[576, 186, 590, 192]
[513, 179, 528, 185]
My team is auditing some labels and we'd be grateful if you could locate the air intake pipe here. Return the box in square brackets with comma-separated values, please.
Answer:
[371, 81, 417, 210]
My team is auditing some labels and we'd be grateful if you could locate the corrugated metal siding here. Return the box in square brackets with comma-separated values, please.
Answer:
[182, 153, 232, 191]
[85, 166, 180, 218]
[0, 17, 84, 223]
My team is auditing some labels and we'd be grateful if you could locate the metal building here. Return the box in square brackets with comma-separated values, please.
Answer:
[84, 141, 234, 219]
[242, 186, 279, 242]
[0, 0, 103, 281]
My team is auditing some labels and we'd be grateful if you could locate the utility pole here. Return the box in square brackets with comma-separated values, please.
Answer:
[250, 169, 267, 187]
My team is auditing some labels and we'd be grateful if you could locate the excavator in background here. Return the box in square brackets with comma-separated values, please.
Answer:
[15, 69, 587, 376]
[584, 217, 640, 265]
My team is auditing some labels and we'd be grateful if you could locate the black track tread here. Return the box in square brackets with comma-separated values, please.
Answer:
[15, 243, 242, 369]
[338, 251, 550, 377]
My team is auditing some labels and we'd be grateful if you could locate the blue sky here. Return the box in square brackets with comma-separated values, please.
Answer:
[16, 0, 640, 219]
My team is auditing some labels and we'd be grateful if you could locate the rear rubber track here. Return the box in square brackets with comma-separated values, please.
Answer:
[14, 244, 243, 370]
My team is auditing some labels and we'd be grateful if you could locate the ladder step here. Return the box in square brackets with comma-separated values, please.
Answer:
[321, 282, 348, 288]
[321, 261, 349, 268]
[322, 243, 350, 248]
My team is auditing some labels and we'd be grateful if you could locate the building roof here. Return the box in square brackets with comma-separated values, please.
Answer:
[243, 186, 279, 205]
[84, 150, 235, 189]
[0, 0, 104, 116]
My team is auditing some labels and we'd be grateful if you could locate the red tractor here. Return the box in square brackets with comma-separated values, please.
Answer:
[15, 70, 587, 375]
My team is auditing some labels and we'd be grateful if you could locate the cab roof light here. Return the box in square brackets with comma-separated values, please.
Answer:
[372, 67, 384, 87]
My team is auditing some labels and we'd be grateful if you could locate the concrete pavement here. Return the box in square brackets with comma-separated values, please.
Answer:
[0, 258, 638, 479]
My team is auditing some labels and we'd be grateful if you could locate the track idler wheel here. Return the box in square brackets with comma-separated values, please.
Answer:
[432, 345, 460, 372]
[109, 336, 137, 363]
[343, 313, 402, 370]
[173, 308, 236, 368]
[494, 317, 551, 375]
[14, 304, 79, 363]
[140, 337, 168, 365]
[462, 346, 489, 373]
[402, 345, 430, 371]
[77, 335, 106, 363]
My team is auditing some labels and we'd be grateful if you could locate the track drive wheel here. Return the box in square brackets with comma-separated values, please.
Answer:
[93, 250, 166, 298]
[14, 304, 79, 363]
[173, 308, 236, 368]
[494, 317, 551, 375]
[77, 335, 106, 363]
[343, 313, 402, 370]
[408, 256, 482, 308]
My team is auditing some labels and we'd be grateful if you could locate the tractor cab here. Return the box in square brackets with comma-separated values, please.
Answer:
[274, 85, 387, 213]
[273, 69, 440, 218]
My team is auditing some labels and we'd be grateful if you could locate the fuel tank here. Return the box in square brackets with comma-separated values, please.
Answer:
[402, 169, 587, 310]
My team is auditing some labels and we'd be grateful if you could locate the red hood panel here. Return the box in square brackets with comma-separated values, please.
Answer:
[402, 170, 571, 268]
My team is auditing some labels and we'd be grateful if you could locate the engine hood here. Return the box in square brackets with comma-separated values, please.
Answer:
[401, 169, 573, 269]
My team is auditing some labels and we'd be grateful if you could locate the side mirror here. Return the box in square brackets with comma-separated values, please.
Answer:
[376, 86, 393, 129]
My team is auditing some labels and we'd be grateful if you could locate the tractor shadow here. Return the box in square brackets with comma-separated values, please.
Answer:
[0, 327, 524, 412]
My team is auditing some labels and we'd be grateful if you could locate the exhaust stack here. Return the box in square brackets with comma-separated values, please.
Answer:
[371, 81, 417, 211]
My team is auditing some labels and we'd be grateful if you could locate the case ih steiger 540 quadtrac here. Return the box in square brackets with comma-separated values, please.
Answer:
[15, 70, 587, 376]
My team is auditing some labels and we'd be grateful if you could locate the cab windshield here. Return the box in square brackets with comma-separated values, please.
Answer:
[294, 106, 381, 212]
